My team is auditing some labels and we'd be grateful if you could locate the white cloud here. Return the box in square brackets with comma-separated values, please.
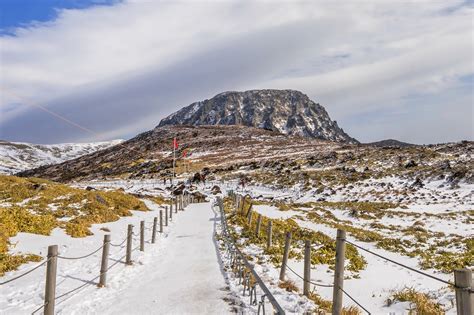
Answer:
[0, 0, 472, 143]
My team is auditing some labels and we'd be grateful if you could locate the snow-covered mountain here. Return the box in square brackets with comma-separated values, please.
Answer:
[158, 89, 357, 143]
[0, 139, 123, 174]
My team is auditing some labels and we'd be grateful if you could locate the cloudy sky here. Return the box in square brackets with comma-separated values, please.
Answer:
[0, 0, 472, 144]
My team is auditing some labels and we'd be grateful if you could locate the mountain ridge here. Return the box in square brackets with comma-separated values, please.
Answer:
[158, 89, 357, 143]
[0, 139, 123, 174]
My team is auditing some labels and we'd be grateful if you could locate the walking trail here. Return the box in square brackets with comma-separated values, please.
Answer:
[58, 202, 230, 314]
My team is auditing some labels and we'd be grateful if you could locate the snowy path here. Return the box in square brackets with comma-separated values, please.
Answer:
[57, 202, 231, 314]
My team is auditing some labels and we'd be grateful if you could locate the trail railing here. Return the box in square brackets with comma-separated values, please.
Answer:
[1, 193, 194, 315]
[216, 196, 285, 315]
[231, 192, 473, 315]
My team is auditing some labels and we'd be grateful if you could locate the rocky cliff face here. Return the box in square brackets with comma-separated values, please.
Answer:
[158, 89, 357, 143]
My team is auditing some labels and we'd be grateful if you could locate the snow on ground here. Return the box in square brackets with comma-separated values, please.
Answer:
[56, 202, 231, 314]
[216, 180, 465, 314]
[253, 204, 299, 220]
[4, 177, 467, 314]
[209, 199, 316, 314]
[1, 182, 320, 314]
[292, 219, 456, 314]
[0, 202, 168, 314]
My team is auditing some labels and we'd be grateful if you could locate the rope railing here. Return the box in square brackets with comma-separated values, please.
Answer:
[217, 197, 285, 314]
[0, 258, 50, 286]
[0, 193, 194, 315]
[231, 191, 473, 315]
[31, 302, 48, 314]
[339, 286, 371, 314]
[238, 192, 374, 314]
[284, 264, 333, 288]
[345, 239, 456, 288]
[110, 236, 128, 247]
[55, 253, 126, 302]
[57, 245, 105, 260]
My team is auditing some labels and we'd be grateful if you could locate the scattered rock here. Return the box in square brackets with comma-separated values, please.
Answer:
[211, 185, 222, 194]
[410, 177, 424, 189]
[95, 194, 108, 205]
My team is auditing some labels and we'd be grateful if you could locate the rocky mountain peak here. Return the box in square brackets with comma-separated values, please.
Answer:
[158, 89, 357, 143]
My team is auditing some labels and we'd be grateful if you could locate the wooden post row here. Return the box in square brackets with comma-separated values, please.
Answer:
[267, 220, 272, 249]
[99, 234, 110, 287]
[152, 217, 157, 244]
[247, 206, 253, 225]
[455, 268, 473, 315]
[140, 221, 145, 252]
[126, 224, 133, 265]
[279, 232, 292, 281]
[159, 210, 163, 233]
[255, 214, 262, 237]
[332, 229, 346, 315]
[165, 206, 169, 226]
[44, 245, 58, 315]
[303, 240, 311, 297]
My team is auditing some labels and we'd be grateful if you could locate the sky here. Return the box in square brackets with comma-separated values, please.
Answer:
[0, 0, 472, 145]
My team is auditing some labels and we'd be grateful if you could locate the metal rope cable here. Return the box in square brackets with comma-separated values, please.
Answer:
[0, 258, 50, 285]
[339, 286, 371, 314]
[55, 252, 125, 302]
[110, 236, 128, 247]
[284, 264, 333, 288]
[345, 240, 455, 287]
[31, 302, 48, 315]
[57, 244, 105, 260]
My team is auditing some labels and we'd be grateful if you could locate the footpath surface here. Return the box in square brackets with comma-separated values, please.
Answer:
[58, 202, 230, 314]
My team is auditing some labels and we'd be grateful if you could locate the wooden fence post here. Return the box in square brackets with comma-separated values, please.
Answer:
[170, 199, 173, 214]
[267, 221, 273, 249]
[99, 234, 110, 287]
[303, 240, 311, 297]
[255, 214, 262, 237]
[140, 221, 145, 252]
[126, 224, 133, 265]
[247, 207, 253, 225]
[159, 210, 163, 233]
[165, 206, 169, 226]
[455, 268, 473, 315]
[332, 229, 346, 315]
[279, 232, 292, 281]
[175, 197, 178, 213]
[44, 245, 58, 315]
[152, 217, 157, 244]
[170, 202, 173, 220]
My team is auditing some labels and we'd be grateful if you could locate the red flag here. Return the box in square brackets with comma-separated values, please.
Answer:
[173, 137, 178, 150]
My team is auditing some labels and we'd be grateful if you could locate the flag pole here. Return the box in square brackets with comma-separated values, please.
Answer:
[172, 138, 176, 185]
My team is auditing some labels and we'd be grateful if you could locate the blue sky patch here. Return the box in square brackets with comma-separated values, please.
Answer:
[0, 0, 120, 34]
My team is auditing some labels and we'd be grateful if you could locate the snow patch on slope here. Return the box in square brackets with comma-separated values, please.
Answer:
[0, 139, 123, 174]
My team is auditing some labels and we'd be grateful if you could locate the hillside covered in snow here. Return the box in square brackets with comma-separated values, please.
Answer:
[2, 124, 473, 314]
[0, 139, 123, 174]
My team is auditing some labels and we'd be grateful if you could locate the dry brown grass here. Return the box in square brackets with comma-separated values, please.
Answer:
[388, 288, 445, 314]
[0, 175, 149, 275]
[278, 279, 299, 292]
